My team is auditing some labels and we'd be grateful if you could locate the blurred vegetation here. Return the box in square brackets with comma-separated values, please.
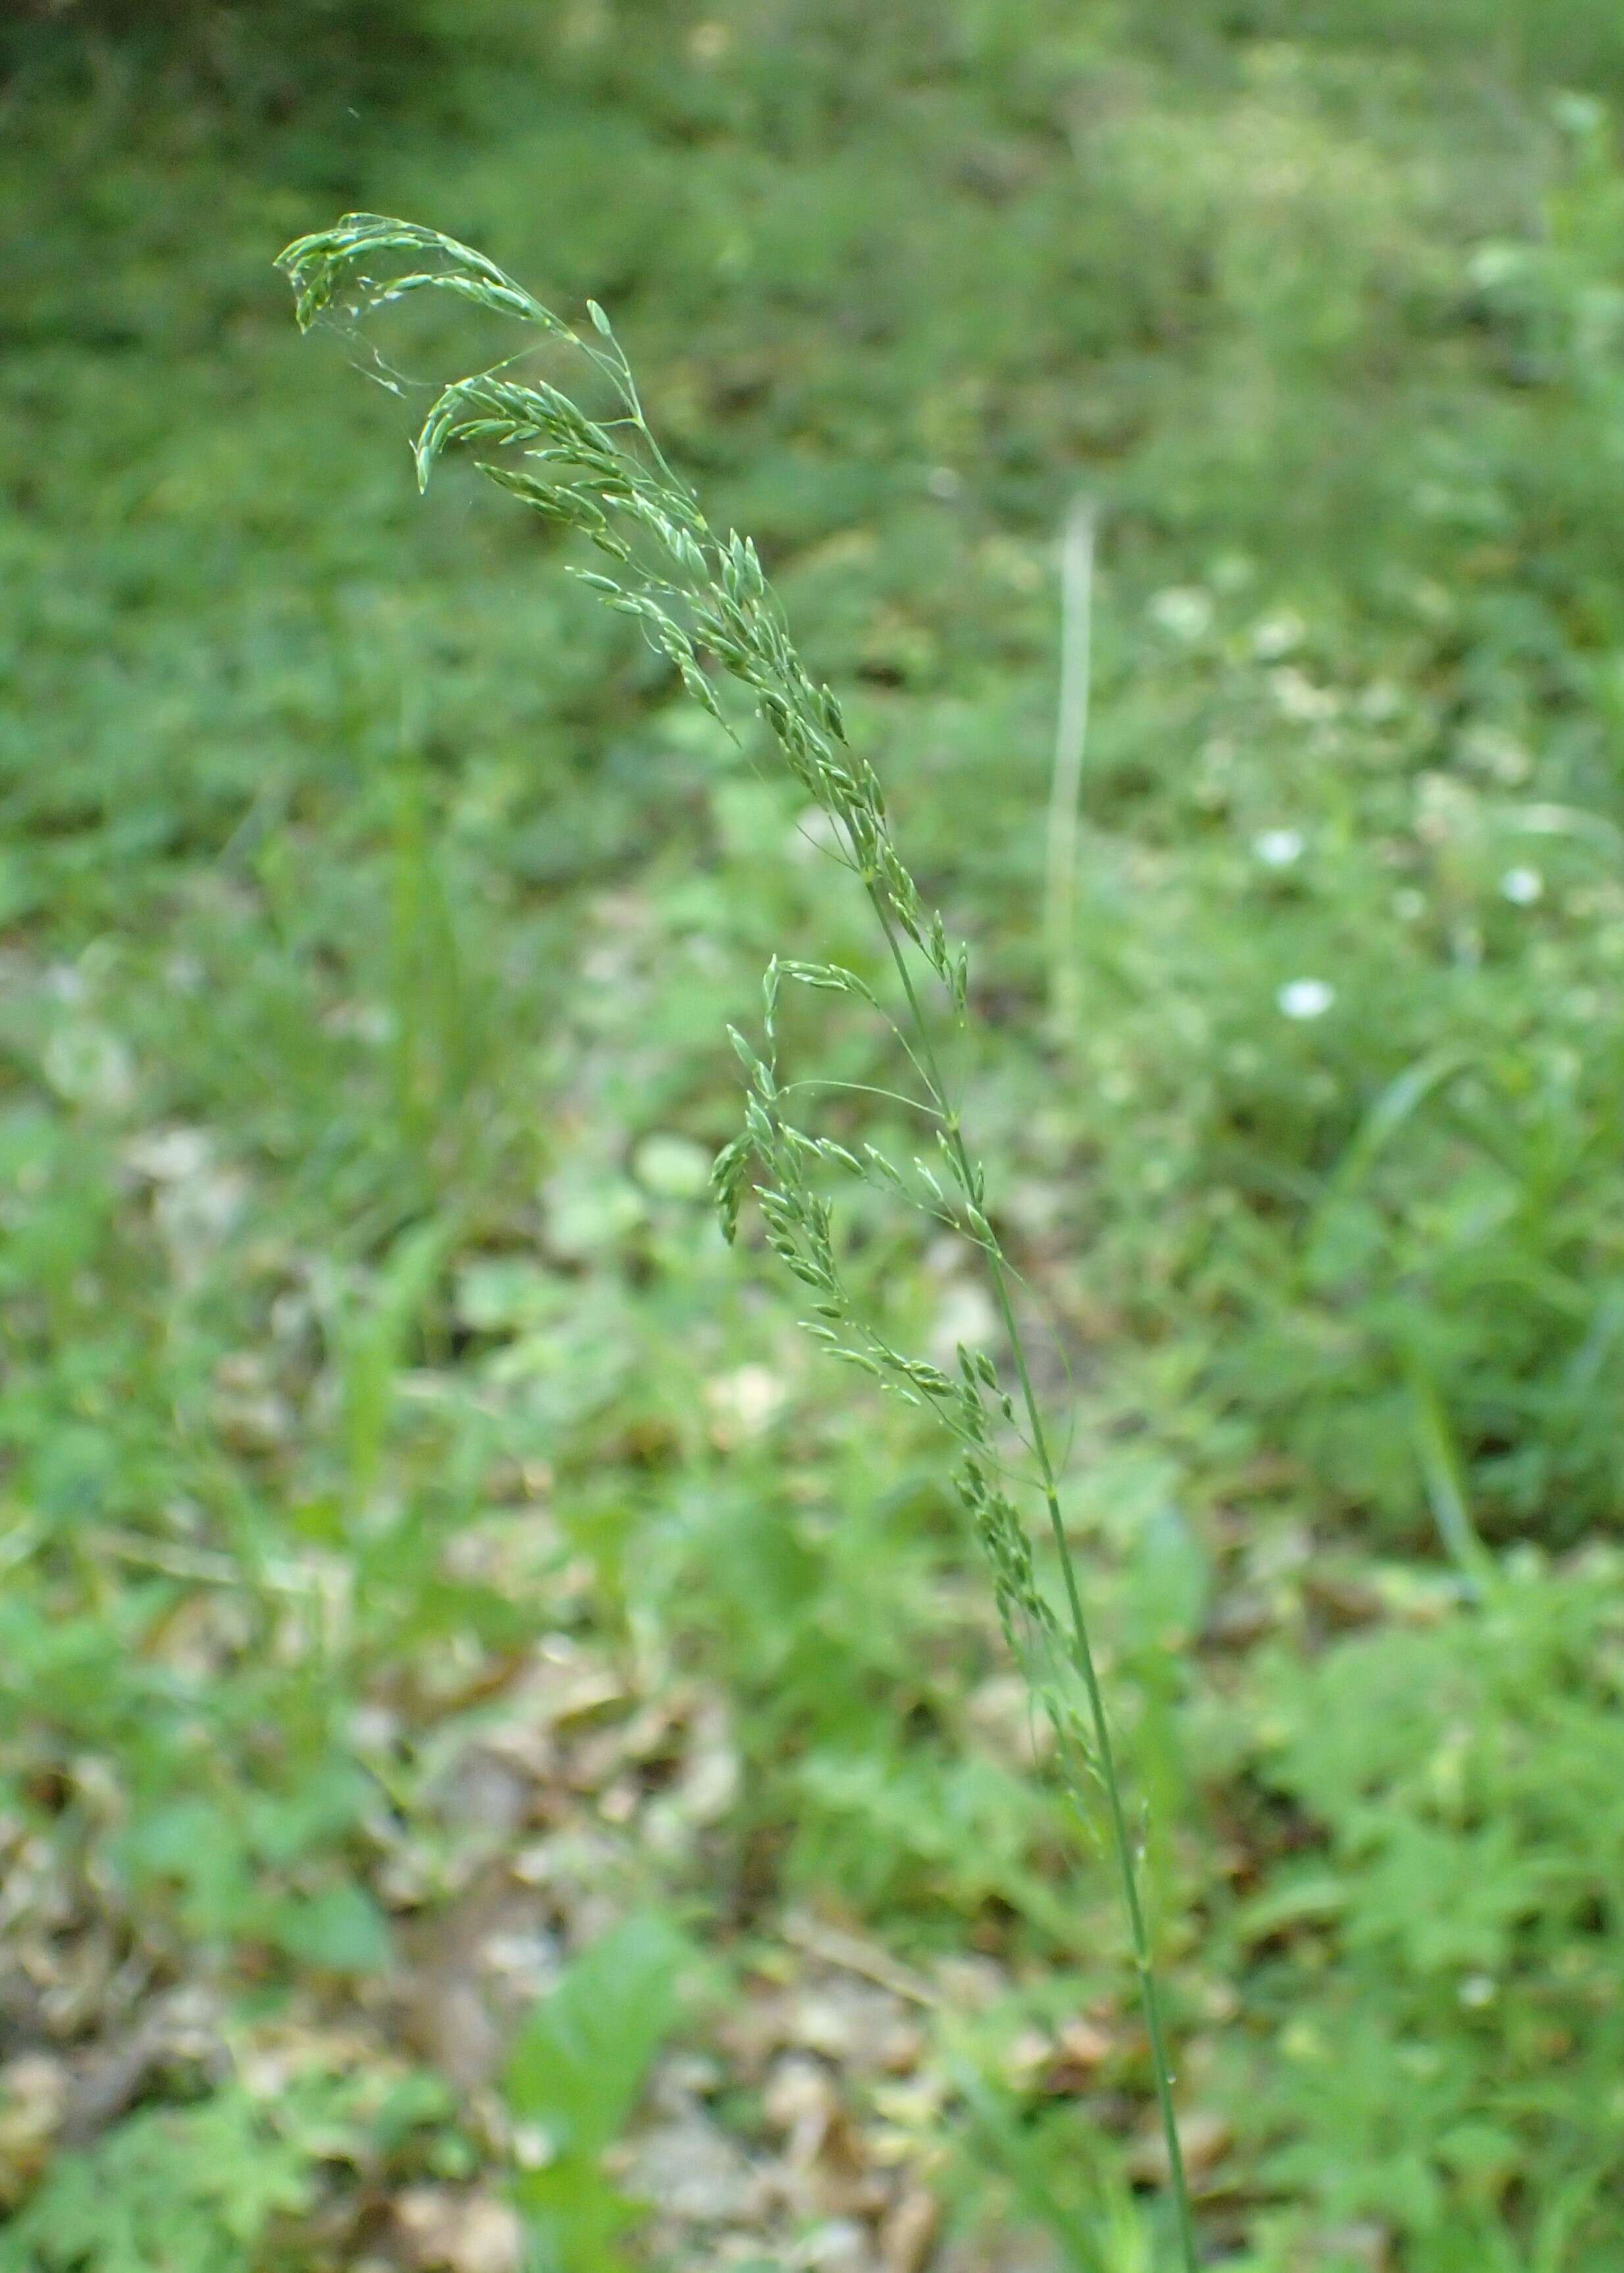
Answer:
[4, 3, 1624, 2268]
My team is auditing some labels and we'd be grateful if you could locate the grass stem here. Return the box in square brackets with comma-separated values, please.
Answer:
[873, 892, 1198, 2273]
[278, 215, 1200, 2267]
[1045, 494, 1097, 1035]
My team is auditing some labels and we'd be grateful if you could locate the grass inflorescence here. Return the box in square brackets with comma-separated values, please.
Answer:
[277, 211, 1200, 2265]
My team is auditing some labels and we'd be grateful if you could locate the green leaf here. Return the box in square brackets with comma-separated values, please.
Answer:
[0, 2090, 319, 2273]
[273, 1881, 392, 1975]
[513, 2162, 640, 2273]
[340, 1217, 450, 1495]
[504, 1916, 693, 2272]
[503, 1911, 691, 2157]
[1122, 1504, 1211, 1652]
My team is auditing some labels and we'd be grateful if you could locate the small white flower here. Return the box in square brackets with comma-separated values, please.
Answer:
[511, 2124, 558, 2170]
[43, 1024, 135, 1111]
[125, 1125, 211, 1183]
[1251, 609, 1305, 660]
[1253, 827, 1305, 869]
[1460, 725, 1532, 785]
[1278, 978, 1335, 1021]
[1500, 866, 1543, 905]
[633, 1132, 712, 1199]
[1149, 586, 1214, 640]
[1468, 242, 1524, 293]
[703, 1363, 786, 1440]
[689, 18, 731, 62]
[1357, 679, 1403, 723]
[1269, 666, 1338, 723]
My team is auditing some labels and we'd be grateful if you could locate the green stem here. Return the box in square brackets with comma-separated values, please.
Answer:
[870, 892, 1199, 2273]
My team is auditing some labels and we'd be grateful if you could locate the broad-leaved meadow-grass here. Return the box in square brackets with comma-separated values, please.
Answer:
[278, 211, 1201, 2268]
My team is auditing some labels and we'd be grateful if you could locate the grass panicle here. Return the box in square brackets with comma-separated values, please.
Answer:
[278, 211, 1199, 2267]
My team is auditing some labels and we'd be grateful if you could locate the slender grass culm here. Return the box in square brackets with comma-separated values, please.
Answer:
[276, 215, 1200, 2270]
[1043, 492, 1097, 1039]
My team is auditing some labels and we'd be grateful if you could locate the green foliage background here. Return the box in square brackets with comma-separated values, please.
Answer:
[5, 3, 1624, 2267]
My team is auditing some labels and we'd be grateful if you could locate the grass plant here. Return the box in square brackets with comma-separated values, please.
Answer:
[276, 211, 1199, 2270]
[11, 9, 1624, 2266]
